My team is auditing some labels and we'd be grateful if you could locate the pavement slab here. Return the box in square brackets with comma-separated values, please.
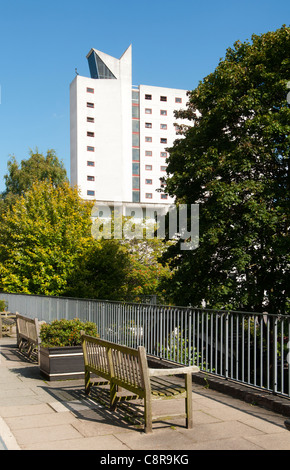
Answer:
[1, 335, 290, 452]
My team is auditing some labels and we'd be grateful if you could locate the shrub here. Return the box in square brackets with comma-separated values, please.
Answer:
[0, 300, 8, 311]
[40, 318, 99, 347]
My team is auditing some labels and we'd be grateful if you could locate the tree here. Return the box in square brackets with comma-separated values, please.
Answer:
[124, 238, 172, 304]
[1, 149, 68, 210]
[162, 26, 290, 314]
[64, 239, 131, 301]
[77, 214, 172, 303]
[0, 181, 92, 296]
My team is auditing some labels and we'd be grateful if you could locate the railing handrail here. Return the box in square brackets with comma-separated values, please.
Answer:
[1, 291, 289, 399]
[0, 290, 278, 317]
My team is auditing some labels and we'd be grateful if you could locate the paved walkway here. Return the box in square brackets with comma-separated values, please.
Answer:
[1, 335, 290, 451]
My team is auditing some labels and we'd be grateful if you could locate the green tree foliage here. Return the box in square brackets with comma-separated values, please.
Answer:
[0, 179, 171, 302]
[124, 238, 172, 303]
[1, 149, 68, 210]
[162, 26, 290, 314]
[64, 239, 131, 301]
[0, 181, 92, 295]
[70, 215, 173, 303]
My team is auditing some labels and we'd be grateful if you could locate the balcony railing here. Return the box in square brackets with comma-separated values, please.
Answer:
[1, 292, 289, 398]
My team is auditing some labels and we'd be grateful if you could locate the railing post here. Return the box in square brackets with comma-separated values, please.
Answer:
[272, 316, 278, 394]
[225, 312, 229, 379]
[188, 309, 192, 366]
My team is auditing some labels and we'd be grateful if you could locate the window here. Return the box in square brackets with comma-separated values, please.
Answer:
[160, 124, 167, 130]
[160, 138, 167, 144]
[132, 90, 139, 103]
[160, 151, 167, 157]
[87, 102, 94, 108]
[145, 164, 152, 170]
[145, 122, 152, 128]
[87, 190, 95, 196]
[132, 177, 140, 190]
[87, 146, 94, 152]
[132, 105, 140, 118]
[145, 151, 152, 156]
[160, 110, 167, 116]
[132, 120, 140, 132]
[87, 131, 94, 137]
[87, 117, 94, 123]
[132, 191, 140, 203]
[175, 97, 182, 103]
[145, 136, 152, 142]
[87, 87, 94, 93]
[145, 94, 152, 100]
[145, 108, 152, 114]
[160, 166, 167, 171]
[132, 148, 140, 161]
[87, 161, 95, 166]
[132, 134, 140, 147]
[160, 96, 167, 102]
[132, 163, 140, 175]
[145, 179, 152, 184]
[146, 193, 153, 199]
[87, 175, 95, 181]
[161, 194, 168, 199]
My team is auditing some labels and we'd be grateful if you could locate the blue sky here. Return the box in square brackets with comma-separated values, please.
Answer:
[0, 0, 289, 193]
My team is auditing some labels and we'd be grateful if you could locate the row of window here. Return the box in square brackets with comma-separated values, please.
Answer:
[145, 123, 168, 129]
[132, 107, 169, 118]
[86, 189, 167, 200]
[144, 137, 167, 144]
[144, 108, 168, 116]
[88, 103, 170, 115]
[86, 121, 170, 138]
[132, 150, 167, 159]
[146, 151, 167, 157]
[132, 177, 167, 188]
[142, 193, 168, 199]
[88, 147, 168, 157]
[132, 164, 166, 173]
[87, 104, 181, 116]
[88, 86, 182, 105]
[87, 159, 167, 172]
[132, 135, 168, 147]
[144, 94, 182, 104]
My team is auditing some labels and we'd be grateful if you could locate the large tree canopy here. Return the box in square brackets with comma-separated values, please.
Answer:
[162, 25, 290, 314]
[0, 181, 92, 295]
[0, 180, 171, 302]
[1, 149, 68, 210]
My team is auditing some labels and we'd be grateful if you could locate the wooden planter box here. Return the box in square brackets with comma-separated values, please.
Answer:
[39, 345, 84, 381]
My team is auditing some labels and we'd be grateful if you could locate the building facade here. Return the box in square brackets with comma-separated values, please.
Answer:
[70, 45, 189, 215]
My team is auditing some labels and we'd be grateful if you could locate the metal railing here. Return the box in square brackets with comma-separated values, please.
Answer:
[1, 292, 289, 398]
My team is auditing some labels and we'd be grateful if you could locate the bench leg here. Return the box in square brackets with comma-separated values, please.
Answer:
[185, 373, 193, 429]
[144, 395, 152, 433]
[110, 381, 117, 409]
[85, 369, 91, 395]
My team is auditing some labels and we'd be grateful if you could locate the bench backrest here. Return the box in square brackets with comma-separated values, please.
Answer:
[81, 335, 150, 396]
[16, 313, 41, 345]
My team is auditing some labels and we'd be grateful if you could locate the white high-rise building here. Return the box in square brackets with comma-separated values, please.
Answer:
[70, 45, 189, 215]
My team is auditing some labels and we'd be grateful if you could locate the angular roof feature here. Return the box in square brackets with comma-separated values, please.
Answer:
[87, 49, 117, 79]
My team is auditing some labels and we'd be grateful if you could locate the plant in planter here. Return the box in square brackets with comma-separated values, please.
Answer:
[0, 300, 8, 312]
[39, 318, 98, 381]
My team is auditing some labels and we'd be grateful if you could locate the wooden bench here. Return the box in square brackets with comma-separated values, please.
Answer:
[0, 312, 16, 338]
[16, 313, 44, 363]
[81, 334, 200, 433]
